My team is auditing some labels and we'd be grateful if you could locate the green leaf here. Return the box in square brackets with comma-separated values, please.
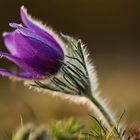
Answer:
[51, 118, 85, 140]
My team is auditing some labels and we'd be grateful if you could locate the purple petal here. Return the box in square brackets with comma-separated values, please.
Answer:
[20, 6, 64, 54]
[13, 28, 64, 62]
[0, 51, 34, 72]
[3, 32, 18, 55]
[0, 68, 45, 79]
[9, 23, 63, 58]
[13, 31, 62, 75]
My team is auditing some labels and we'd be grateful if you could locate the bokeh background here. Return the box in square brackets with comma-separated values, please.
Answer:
[0, 0, 140, 132]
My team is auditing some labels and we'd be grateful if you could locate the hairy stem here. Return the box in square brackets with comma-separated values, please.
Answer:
[87, 93, 119, 134]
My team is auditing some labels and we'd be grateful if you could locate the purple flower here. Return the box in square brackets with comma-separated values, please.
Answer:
[0, 6, 65, 79]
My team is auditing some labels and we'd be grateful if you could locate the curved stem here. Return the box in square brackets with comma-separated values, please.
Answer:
[89, 94, 113, 126]
[87, 93, 119, 135]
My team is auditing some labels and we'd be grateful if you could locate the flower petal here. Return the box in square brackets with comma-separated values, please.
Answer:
[12, 27, 64, 61]
[9, 23, 63, 57]
[13, 31, 62, 75]
[0, 51, 33, 72]
[20, 6, 64, 53]
[3, 31, 18, 55]
[0, 68, 44, 79]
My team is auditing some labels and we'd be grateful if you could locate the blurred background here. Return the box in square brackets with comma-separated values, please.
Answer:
[0, 0, 140, 132]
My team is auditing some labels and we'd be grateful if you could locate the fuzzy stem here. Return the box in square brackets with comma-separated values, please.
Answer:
[87, 92, 119, 134]
[89, 94, 113, 127]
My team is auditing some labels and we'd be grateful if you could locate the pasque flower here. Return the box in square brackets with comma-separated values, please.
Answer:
[0, 6, 64, 79]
